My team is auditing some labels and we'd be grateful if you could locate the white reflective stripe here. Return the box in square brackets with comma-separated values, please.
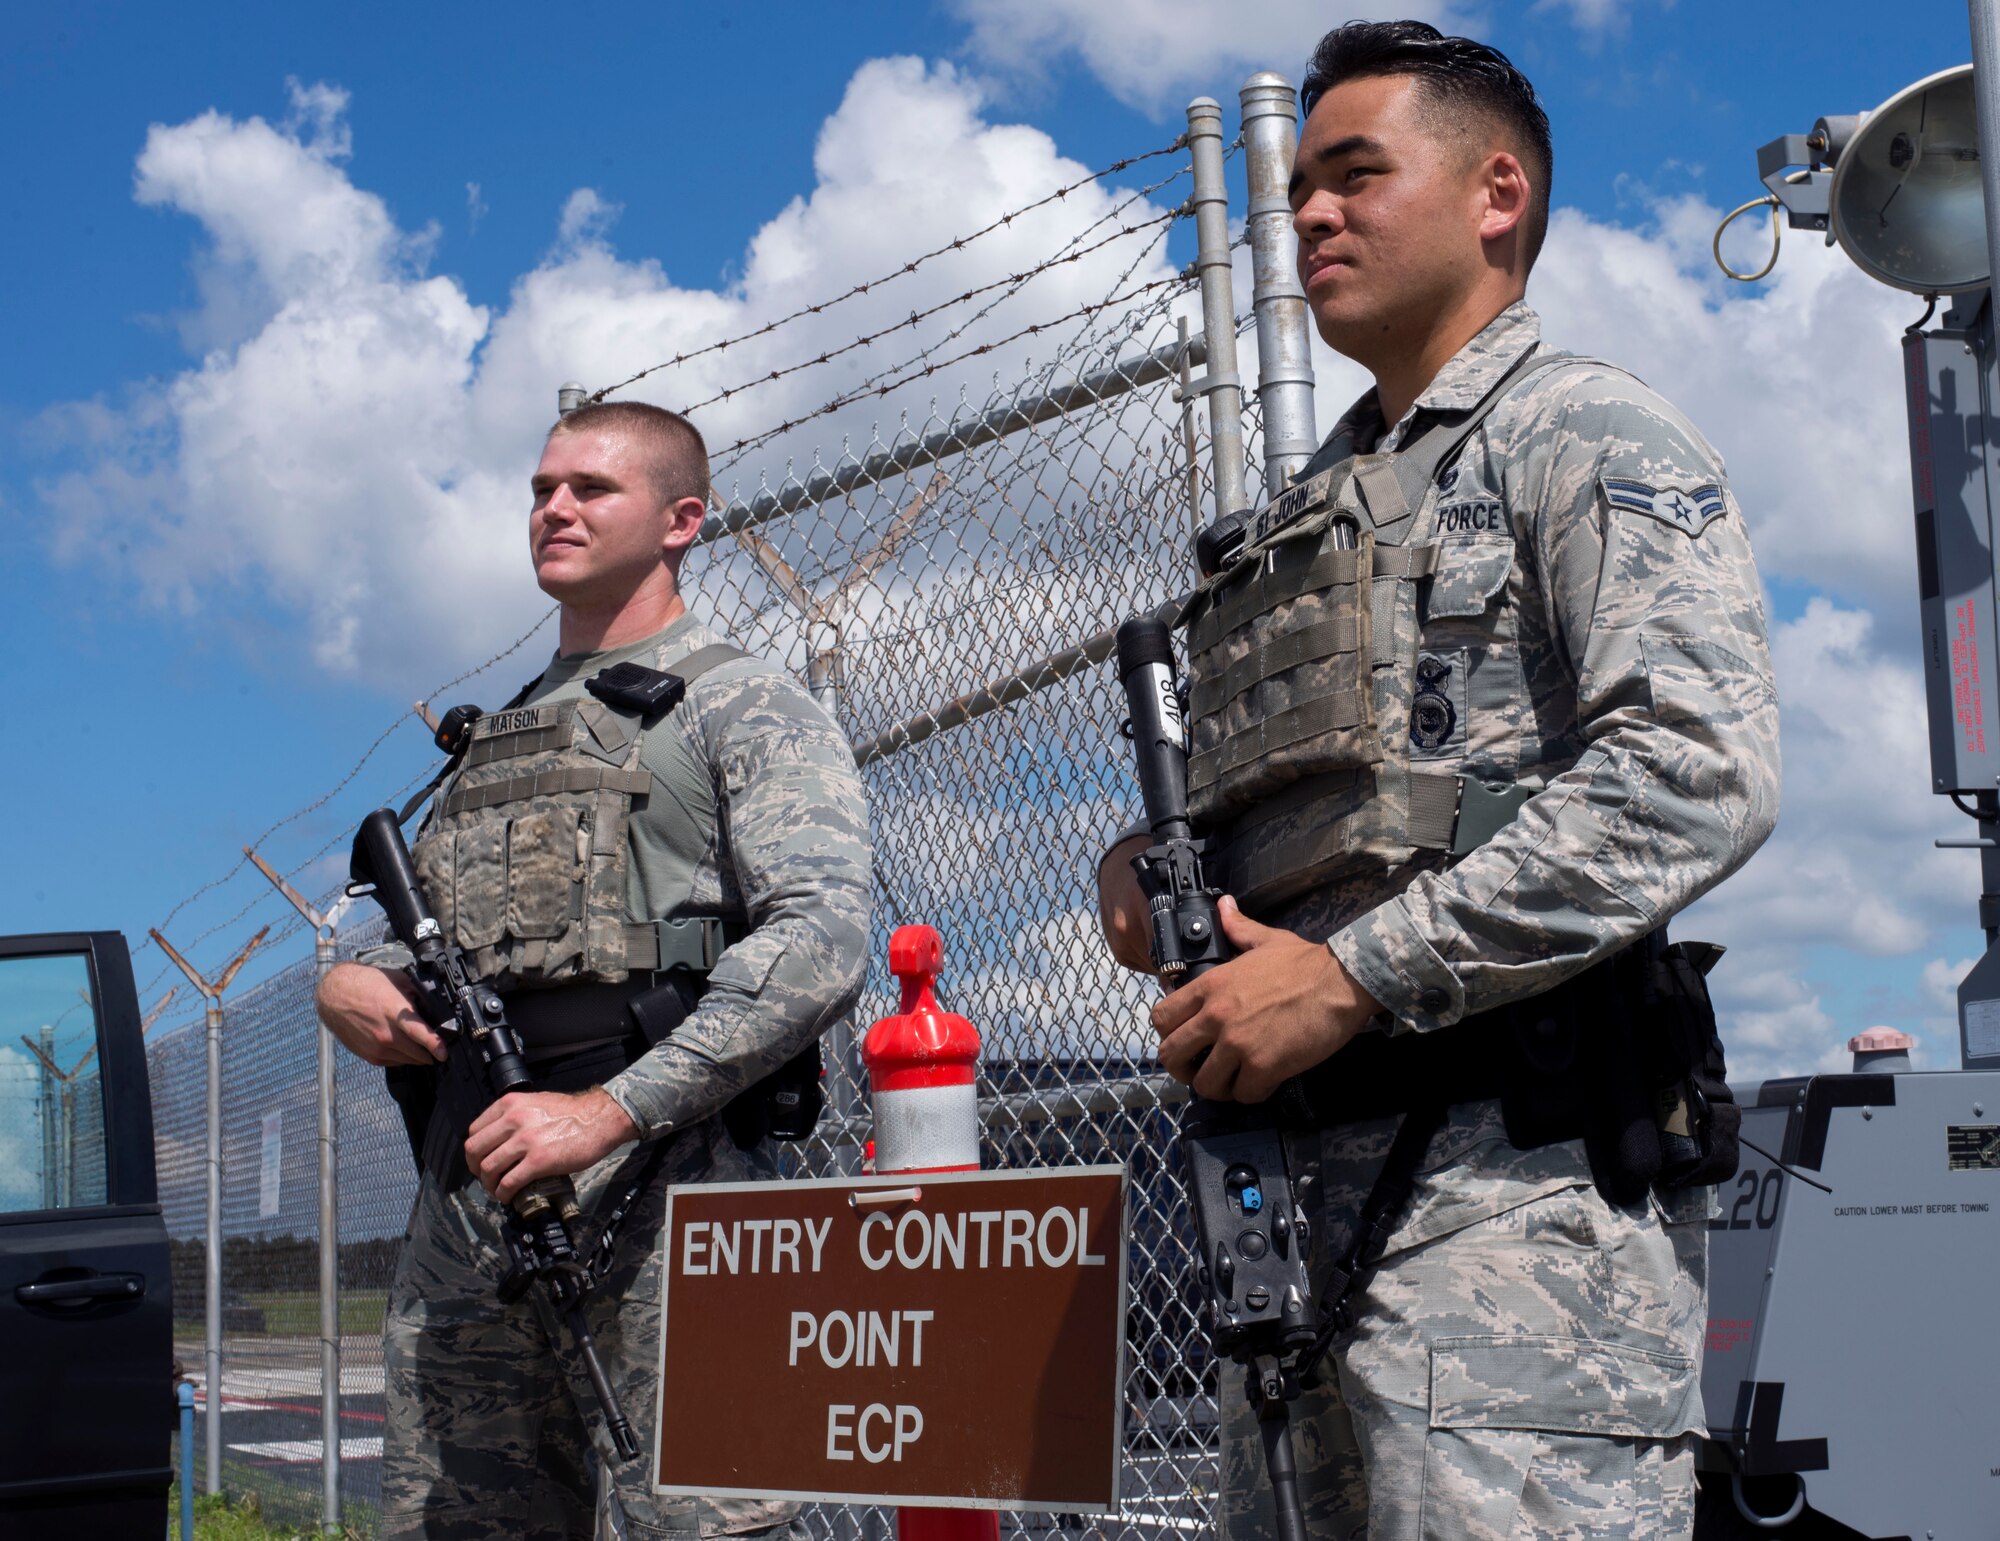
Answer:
[871, 1082, 980, 1173]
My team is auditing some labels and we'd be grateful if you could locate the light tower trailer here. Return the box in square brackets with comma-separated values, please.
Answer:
[1699, 42, 2000, 1540]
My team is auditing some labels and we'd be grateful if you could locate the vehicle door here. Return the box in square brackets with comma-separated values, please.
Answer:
[0, 931, 173, 1536]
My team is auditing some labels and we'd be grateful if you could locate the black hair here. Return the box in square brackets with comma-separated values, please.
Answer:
[1300, 20, 1553, 265]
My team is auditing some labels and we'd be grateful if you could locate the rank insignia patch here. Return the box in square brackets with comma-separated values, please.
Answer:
[1601, 478, 1728, 536]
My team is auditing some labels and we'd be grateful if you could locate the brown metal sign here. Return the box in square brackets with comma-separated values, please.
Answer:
[652, 1166, 1129, 1511]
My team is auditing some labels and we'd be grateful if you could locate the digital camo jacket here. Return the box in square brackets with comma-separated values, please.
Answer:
[1293, 302, 1782, 1031]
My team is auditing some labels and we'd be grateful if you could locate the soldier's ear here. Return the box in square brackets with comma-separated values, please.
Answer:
[1478, 150, 1530, 249]
[661, 494, 708, 560]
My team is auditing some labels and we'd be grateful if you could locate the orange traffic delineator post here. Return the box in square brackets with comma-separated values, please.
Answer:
[863, 925, 1001, 1541]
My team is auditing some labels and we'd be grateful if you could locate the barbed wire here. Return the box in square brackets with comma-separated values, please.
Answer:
[667, 209, 1181, 426]
[843, 164, 1192, 407]
[705, 271, 1196, 471]
[135, 610, 558, 991]
[714, 150, 1207, 493]
[1034, 137, 1241, 383]
[724, 254, 1193, 600]
[710, 166, 1191, 490]
[591, 138, 1189, 403]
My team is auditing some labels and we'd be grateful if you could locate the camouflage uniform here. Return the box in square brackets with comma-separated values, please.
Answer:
[380, 613, 873, 1541]
[1207, 303, 1780, 1539]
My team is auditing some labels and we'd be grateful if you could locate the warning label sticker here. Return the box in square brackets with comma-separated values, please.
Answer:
[1967, 999, 2000, 1060]
[1949, 1125, 2000, 1170]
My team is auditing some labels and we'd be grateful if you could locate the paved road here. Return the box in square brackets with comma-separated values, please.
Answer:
[179, 1334, 388, 1514]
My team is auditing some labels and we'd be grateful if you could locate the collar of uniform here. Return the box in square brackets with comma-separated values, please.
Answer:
[1320, 394, 1387, 462]
[1380, 301, 1541, 453]
[538, 610, 709, 691]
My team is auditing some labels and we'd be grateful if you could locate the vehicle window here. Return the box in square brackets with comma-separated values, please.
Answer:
[0, 953, 110, 1213]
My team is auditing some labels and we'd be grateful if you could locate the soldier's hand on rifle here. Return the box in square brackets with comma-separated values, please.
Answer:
[465, 1088, 640, 1202]
[1152, 897, 1381, 1103]
[315, 963, 449, 1067]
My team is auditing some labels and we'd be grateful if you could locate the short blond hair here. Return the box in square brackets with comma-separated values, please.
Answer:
[548, 400, 710, 508]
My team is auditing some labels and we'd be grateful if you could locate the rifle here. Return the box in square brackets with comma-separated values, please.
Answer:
[1115, 616, 1315, 1541]
[348, 807, 643, 1463]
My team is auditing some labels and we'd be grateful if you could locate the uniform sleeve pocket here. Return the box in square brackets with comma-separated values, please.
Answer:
[708, 938, 787, 997]
[1424, 538, 1515, 620]
[1429, 1334, 1699, 1438]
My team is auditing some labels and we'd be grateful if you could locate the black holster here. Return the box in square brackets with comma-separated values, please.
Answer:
[630, 974, 826, 1152]
[1497, 934, 1740, 1204]
[383, 1063, 440, 1172]
[1281, 933, 1740, 1205]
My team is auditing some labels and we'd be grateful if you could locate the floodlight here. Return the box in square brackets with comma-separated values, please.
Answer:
[1719, 63, 1987, 293]
[1831, 65, 1986, 292]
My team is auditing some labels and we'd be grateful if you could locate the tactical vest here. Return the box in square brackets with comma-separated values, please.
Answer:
[409, 642, 746, 990]
[1187, 350, 1598, 914]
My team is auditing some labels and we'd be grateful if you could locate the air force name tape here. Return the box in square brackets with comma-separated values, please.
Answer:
[1249, 468, 1338, 547]
[474, 703, 564, 739]
[1601, 477, 1727, 536]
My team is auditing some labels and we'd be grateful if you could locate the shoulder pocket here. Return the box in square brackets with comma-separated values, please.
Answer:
[1424, 538, 1515, 620]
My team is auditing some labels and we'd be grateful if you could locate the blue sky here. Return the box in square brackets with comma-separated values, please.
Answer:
[0, 0, 1981, 1077]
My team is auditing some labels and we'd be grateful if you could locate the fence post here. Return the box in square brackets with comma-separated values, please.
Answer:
[314, 926, 342, 1531]
[37, 1025, 58, 1209]
[178, 1377, 196, 1541]
[152, 924, 269, 1499]
[1185, 97, 1251, 523]
[1239, 73, 1318, 495]
[809, 632, 865, 1179]
[245, 847, 351, 1536]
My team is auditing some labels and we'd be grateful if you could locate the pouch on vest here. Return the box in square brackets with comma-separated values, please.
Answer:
[1184, 503, 1382, 824]
[407, 644, 744, 990]
[1185, 350, 1599, 915]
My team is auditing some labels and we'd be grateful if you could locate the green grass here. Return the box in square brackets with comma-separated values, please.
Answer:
[241, 1290, 388, 1337]
[167, 1486, 370, 1540]
[173, 1291, 389, 1337]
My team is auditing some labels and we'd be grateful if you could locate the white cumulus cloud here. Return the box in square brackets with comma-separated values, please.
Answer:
[1530, 0, 1643, 35]
[947, 0, 1469, 115]
[36, 59, 1191, 685]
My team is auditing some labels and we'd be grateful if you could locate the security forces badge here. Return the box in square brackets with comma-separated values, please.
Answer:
[1601, 477, 1728, 536]
[1409, 649, 1468, 760]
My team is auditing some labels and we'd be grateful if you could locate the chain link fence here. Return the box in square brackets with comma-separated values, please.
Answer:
[153, 921, 412, 1527]
[148, 83, 1311, 1538]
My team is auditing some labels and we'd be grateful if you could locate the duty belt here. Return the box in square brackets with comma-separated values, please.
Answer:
[501, 917, 742, 1056]
[1276, 1011, 1517, 1127]
[1275, 939, 1648, 1128]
